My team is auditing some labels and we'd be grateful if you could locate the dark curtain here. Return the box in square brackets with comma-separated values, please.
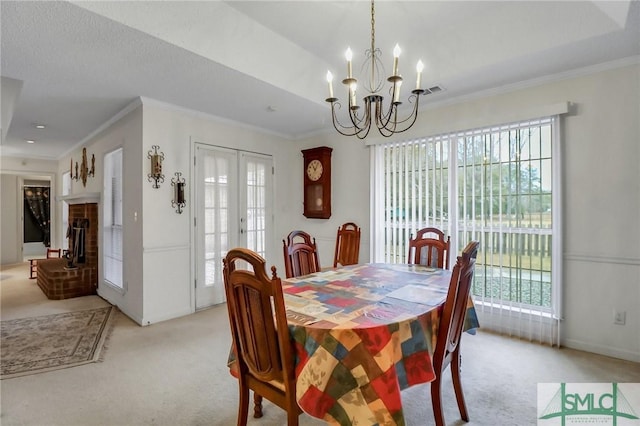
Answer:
[24, 187, 50, 247]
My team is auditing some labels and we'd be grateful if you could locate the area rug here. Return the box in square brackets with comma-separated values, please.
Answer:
[1, 306, 117, 379]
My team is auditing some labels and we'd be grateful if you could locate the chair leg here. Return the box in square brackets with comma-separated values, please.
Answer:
[287, 412, 299, 426]
[253, 391, 263, 418]
[286, 394, 299, 426]
[237, 384, 249, 426]
[431, 377, 445, 426]
[451, 352, 469, 422]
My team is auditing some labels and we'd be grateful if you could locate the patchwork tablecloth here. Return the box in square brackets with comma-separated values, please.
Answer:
[282, 263, 479, 426]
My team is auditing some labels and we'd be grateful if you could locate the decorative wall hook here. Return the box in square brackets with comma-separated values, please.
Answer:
[70, 148, 96, 186]
[88, 154, 95, 178]
[80, 147, 89, 187]
[147, 145, 165, 188]
[70, 158, 79, 181]
[171, 172, 186, 214]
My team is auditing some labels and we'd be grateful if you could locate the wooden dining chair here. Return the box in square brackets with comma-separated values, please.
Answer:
[282, 230, 321, 278]
[430, 240, 479, 426]
[333, 222, 361, 267]
[407, 227, 451, 269]
[222, 248, 301, 426]
[47, 248, 62, 258]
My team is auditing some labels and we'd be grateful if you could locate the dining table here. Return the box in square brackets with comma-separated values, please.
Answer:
[279, 262, 479, 426]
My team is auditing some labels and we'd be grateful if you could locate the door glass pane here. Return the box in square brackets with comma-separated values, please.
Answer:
[243, 155, 270, 258]
[203, 153, 231, 288]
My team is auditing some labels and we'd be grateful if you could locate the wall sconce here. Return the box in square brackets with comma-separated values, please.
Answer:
[171, 172, 186, 214]
[70, 148, 96, 187]
[147, 145, 165, 189]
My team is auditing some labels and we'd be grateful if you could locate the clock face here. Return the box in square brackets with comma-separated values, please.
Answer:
[306, 159, 323, 181]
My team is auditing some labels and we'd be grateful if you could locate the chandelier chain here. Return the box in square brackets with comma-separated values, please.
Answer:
[370, 0, 375, 55]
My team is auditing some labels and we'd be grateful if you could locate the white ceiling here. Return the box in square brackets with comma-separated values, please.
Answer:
[1, 0, 639, 160]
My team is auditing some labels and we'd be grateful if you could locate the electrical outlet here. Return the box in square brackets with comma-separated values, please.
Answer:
[614, 310, 626, 325]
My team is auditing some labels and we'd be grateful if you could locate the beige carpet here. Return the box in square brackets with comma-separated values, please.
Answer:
[1, 305, 117, 379]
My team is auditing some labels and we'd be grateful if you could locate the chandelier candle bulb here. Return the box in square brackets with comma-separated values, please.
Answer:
[350, 83, 357, 106]
[416, 60, 424, 89]
[346, 48, 353, 78]
[392, 44, 401, 76]
[327, 71, 334, 98]
[393, 80, 402, 103]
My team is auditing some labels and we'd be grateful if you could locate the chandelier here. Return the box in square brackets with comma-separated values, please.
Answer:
[325, 0, 426, 139]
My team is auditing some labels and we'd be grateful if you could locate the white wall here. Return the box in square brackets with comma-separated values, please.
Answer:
[0, 173, 19, 264]
[58, 103, 144, 324]
[299, 63, 640, 362]
[139, 101, 295, 325]
[282, 137, 372, 267]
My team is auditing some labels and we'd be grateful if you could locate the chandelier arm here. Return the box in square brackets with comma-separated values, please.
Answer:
[375, 96, 397, 132]
[330, 102, 361, 136]
[348, 106, 365, 131]
[376, 103, 398, 138]
[379, 92, 423, 134]
[329, 101, 371, 137]
[356, 99, 373, 139]
[352, 103, 373, 138]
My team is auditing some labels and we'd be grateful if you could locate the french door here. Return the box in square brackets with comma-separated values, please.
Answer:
[194, 144, 273, 310]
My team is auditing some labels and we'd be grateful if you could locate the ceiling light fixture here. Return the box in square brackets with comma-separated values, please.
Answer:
[325, 0, 426, 139]
[35, 124, 45, 129]
[26, 140, 35, 144]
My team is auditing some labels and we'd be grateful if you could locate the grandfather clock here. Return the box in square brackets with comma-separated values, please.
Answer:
[302, 146, 332, 219]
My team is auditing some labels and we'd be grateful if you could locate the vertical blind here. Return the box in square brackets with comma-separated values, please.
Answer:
[372, 117, 562, 345]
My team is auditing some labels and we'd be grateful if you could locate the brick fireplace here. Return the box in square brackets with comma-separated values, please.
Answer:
[37, 201, 98, 300]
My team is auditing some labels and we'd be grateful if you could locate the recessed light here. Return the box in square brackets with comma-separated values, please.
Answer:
[35, 124, 45, 129]
[26, 140, 35, 144]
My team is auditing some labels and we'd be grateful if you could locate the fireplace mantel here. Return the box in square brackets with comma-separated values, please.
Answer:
[57, 193, 100, 205]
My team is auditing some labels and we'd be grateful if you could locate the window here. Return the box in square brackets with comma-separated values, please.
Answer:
[372, 117, 561, 343]
[103, 148, 123, 289]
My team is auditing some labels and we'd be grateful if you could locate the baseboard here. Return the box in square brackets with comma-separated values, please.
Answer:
[140, 307, 194, 326]
[562, 338, 640, 363]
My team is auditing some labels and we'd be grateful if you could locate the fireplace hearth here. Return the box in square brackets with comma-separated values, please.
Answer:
[37, 202, 98, 299]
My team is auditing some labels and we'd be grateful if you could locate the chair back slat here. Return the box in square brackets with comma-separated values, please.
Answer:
[407, 227, 451, 269]
[230, 271, 282, 379]
[282, 231, 321, 278]
[333, 222, 361, 267]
